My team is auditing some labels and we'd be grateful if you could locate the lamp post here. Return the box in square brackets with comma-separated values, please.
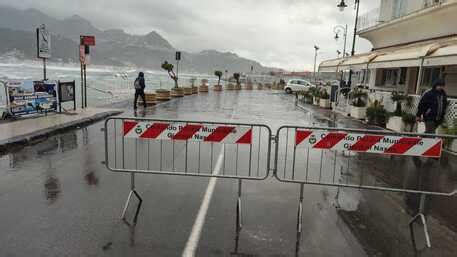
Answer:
[337, 0, 361, 87]
[333, 24, 348, 60]
[313, 45, 319, 83]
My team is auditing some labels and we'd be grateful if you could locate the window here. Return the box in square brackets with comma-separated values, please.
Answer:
[380, 69, 399, 87]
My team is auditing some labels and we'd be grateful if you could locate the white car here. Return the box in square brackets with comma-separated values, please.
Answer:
[284, 79, 315, 94]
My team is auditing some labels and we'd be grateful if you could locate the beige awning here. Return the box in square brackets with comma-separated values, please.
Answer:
[319, 58, 344, 72]
[318, 36, 457, 71]
[423, 41, 457, 66]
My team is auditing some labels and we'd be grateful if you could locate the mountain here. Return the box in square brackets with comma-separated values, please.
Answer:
[0, 6, 276, 73]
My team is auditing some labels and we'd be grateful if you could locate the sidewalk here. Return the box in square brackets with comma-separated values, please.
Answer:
[0, 108, 123, 148]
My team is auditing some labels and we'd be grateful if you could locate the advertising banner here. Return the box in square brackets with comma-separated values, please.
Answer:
[7, 80, 57, 116]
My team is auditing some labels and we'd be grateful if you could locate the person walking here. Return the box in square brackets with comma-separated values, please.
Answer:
[416, 78, 448, 134]
[134, 72, 147, 110]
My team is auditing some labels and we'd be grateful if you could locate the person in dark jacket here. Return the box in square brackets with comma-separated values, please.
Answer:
[416, 78, 448, 133]
[134, 72, 147, 110]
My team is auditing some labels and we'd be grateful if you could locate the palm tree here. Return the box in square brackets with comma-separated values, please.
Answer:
[161, 61, 178, 88]
[214, 70, 223, 86]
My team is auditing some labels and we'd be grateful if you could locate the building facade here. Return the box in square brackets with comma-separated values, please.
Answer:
[320, 0, 457, 122]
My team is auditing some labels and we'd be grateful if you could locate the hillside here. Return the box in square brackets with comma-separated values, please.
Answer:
[0, 6, 276, 73]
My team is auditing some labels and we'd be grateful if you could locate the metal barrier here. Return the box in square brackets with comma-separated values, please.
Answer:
[103, 117, 457, 252]
[274, 125, 457, 251]
[103, 117, 272, 244]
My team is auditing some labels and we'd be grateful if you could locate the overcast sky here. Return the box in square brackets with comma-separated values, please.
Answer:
[1, 0, 380, 71]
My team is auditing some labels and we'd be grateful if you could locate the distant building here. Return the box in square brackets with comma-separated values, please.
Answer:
[320, 0, 457, 122]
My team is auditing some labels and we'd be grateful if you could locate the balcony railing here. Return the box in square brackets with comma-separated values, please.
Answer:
[357, 0, 451, 32]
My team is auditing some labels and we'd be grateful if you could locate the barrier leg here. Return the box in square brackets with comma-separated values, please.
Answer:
[236, 179, 243, 234]
[295, 183, 304, 256]
[233, 179, 243, 253]
[409, 194, 431, 250]
[121, 173, 143, 226]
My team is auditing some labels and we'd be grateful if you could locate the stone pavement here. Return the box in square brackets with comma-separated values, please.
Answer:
[0, 108, 123, 148]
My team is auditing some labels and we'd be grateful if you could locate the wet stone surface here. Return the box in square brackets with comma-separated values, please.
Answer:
[0, 90, 456, 257]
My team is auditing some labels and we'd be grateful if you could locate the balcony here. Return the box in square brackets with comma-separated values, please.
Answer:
[357, 0, 451, 33]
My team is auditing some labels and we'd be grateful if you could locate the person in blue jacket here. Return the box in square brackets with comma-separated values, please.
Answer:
[416, 78, 448, 134]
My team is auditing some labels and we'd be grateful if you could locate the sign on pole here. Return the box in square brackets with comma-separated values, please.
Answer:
[79, 45, 85, 64]
[36, 24, 51, 59]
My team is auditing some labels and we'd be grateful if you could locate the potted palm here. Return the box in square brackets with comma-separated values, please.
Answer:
[214, 70, 223, 91]
[310, 87, 320, 105]
[198, 79, 209, 93]
[366, 99, 388, 126]
[401, 113, 417, 132]
[349, 88, 368, 119]
[233, 73, 242, 90]
[245, 79, 253, 90]
[386, 91, 414, 132]
[319, 89, 331, 109]
[161, 61, 183, 97]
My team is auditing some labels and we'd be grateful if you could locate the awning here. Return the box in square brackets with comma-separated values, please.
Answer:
[319, 58, 344, 72]
[318, 36, 457, 71]
[423, 41, 457, 66]
[318, 53, 375, 72]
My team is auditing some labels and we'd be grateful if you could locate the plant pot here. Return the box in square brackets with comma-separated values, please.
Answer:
[387, 116, 405, 132]
[235, 84, 242, 90]
[192, 86, 198, 94]
[183, 87, 193, 95]
[319, 99, 331, 109]
[225, 83, 234, 90]
[139, 92, 156, 106]
[313, 97, 320, 106]
[171, 87, 184, 97]
[155, 89, 171, 101]
[213, 84, 223, 91]
[350, 106, 367, 120]
[257, 84, 263, 90]
[198, 85, 209, 93]
[304, 97, 313, 104]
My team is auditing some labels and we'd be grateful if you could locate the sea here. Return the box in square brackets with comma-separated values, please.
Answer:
[0, 61, 218, 108]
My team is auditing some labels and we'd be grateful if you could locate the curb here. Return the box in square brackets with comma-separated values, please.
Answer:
[0, 110, 123, 152]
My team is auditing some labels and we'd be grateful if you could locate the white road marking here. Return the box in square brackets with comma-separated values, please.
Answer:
[181, 146, 225, 257]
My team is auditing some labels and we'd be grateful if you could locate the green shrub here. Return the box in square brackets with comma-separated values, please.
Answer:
[349, 88, 367, 107]
[366, 99, 387, 126]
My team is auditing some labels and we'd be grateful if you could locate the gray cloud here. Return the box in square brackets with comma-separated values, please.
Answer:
[0, 0, 380, 70]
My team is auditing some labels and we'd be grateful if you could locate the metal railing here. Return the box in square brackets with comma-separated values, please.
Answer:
[357, 0, 451, 32]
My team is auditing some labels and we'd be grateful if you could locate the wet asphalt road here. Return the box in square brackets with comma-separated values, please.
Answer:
[2, 90, 455, 256]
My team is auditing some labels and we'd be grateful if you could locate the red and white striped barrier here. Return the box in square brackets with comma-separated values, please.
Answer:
[295, 129, 442, 158]
[123, 120, 252, 144]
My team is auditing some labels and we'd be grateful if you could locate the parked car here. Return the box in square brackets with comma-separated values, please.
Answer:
[284, 79, 315, 94]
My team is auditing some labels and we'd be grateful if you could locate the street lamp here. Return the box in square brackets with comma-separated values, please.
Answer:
[333, 24, 348, 60]
[337, 0, 361, 88]
[313, 45, 319, 83]
[337, 0, 348, 12]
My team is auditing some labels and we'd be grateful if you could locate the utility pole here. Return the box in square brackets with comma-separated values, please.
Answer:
[313, 45, 320, 83]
